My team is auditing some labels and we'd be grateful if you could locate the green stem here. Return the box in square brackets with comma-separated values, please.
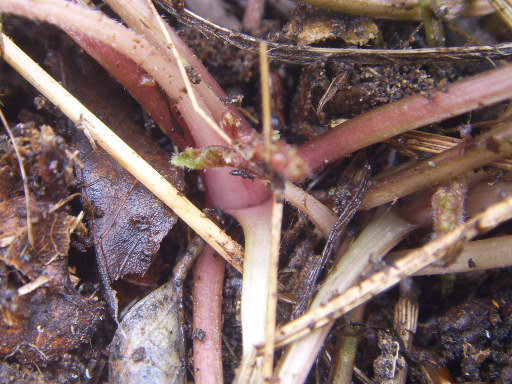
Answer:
[300, 0, 494, 20]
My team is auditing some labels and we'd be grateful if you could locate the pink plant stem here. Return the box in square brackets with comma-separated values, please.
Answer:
[298, 64, 512, 175]
[193, 246, 226, 384]
[0, 2, 272, 382]
[64, 31, 190, 149]
[243, 0, 265, 32]
[104, 0, 254, 135]
[96, 0, 275, 376]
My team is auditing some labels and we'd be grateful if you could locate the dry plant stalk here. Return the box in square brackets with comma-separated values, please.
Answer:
[158, 0, 512, 64]
[388, 130, 512, 171]
[260, 41, 281, 381]
[275, 194, 512, 348]
[0, 33, 245, 272]
[364, 117, 512, 209]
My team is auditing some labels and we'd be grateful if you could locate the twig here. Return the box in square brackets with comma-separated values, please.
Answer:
[0, 108, 34, 246]
[1, 33, 245, 271]
[275, 194, 512, 348]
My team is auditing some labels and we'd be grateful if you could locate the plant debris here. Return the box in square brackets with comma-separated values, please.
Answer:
[0, 121, 105, 366]
[1, 1, 512, 382]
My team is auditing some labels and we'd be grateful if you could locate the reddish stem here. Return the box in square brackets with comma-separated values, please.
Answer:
[298, 64, 512, 175]
[243, 0, 265, 32]
[64, 32, 191, 149]
[193, 246, 226, 383]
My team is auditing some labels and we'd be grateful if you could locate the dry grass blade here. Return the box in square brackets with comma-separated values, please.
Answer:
[157, 0, 512, 64]
[261, 40, 281, 381]
[275, 194, 512, 348]
[388, 131, 512, 171]
[488, 0, 512, 29]
[1, 33, 245, 272]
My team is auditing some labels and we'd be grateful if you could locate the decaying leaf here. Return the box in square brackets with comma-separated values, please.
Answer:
[109, 280, 186, 384]
[0, 280, 104, 364]
[3, 209, 79, 284]
[280, 8, 379, 46]
[50, 48, 185, 309]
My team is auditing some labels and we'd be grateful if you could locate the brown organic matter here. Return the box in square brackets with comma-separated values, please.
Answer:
[0, 122, 105, 366]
